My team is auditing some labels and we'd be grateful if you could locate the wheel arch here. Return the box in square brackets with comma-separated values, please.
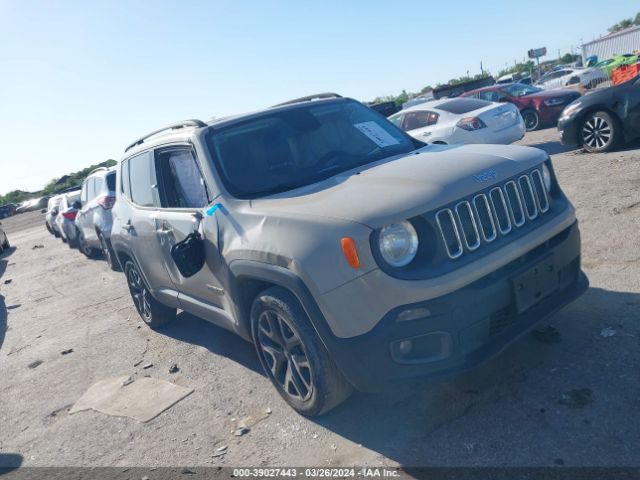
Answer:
[228, 260, 335, 350]
[573, 105, 623, 145]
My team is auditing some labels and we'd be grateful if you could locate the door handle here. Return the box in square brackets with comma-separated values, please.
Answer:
[156, 221, 173, 235]
[123, 221, 134, 232]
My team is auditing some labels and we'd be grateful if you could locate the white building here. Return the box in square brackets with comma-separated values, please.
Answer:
[582, 25, 640, 62]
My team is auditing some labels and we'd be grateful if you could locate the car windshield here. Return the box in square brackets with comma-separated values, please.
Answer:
[206, 100, 416, 198]
[501, 84, 542, 97]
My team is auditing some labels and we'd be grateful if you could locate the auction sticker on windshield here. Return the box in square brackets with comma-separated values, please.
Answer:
[354, 121, 400, 148]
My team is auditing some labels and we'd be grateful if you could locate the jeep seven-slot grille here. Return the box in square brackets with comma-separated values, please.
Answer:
[435, 168, 550, 259]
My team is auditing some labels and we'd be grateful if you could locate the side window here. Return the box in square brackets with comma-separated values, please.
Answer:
[402, 111, 437, 131]
[94, 178, 104, 196]
[121, 160, 131, 198]
[388, 114, 403, 128]
[87, 178, 96, 200]
[128, 151, 158, 207]
[81, 182, 88, 203]
[156, 148, 209, 209]
[479, 91, 497, 101]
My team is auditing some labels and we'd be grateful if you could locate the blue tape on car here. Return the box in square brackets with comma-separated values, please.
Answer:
[206, 203, 222, 216]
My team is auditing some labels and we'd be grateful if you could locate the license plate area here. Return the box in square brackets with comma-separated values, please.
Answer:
[513, 255, 558, 313]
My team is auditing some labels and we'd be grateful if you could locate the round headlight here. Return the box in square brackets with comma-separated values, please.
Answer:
[542, 163, 552, 192]
[378, 221, 419, 267]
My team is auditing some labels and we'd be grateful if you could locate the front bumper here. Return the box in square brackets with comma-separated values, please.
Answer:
[558, 118, 580, 147]
[320, 222, 587, 392]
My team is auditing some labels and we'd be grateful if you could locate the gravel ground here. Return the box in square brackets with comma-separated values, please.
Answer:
[1, 128, 639, 468]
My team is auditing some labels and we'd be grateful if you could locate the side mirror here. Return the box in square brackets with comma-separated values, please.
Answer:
[72, 201, 82, 209]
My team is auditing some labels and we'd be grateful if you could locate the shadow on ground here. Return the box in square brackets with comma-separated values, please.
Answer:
[157, 311, 264, 376]
[309, 287, 640, 466]
[0, 453, 23, 469]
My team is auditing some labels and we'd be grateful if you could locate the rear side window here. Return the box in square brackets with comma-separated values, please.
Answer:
[402, 111, 439, 131]
[81, 182, 88, 202]
[121, 161, 131, 197]
[106, 171, 116, 192]
[436, 98, 491, 114]
[156, 148, 209, 209]
[128, 151, 157, 207]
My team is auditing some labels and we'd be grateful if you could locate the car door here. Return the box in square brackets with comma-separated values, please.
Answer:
[623, 77, 640, 137]
[121, 150, 178, 305]
[151, 146, 231, 326]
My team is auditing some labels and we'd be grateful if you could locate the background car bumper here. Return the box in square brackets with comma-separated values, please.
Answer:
[558, 119, 580, 147]
[319, 222, 587, 392]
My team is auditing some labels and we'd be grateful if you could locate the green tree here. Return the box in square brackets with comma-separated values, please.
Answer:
[634, 12, 640, 25]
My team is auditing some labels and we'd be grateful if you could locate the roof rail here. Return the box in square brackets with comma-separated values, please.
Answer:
[87, 166, 108, 177]
[273, 93, 342, 107]
[124, 119, 207, 153]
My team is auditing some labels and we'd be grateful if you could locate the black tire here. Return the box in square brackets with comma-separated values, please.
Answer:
[98, 232, 121, 272]
[77, 228, 100, 258]
[580, 110, 621, 153]
[53, 229, 61, 238]
[522, 109, 540, 131]
[45, 223, 53, 235]
[2, 237, 8, 249]
[124, 260, 176, 328]
[251, 287, 352, 417]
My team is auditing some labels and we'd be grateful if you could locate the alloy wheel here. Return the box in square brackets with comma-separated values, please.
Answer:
[523, 111, 539, 131]
[582, 116, 611, 150]
[127, 266, 151, 319]
[257, 310, 313, 401]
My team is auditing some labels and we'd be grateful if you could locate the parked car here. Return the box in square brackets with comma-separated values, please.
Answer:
[368, 101, 400, 117]
[535, 68, 606, 90]
[402, 93, 435, 109]
[558, 76, 640, 153]
[111, 94, 587, 416]
[75, 167, 118, 269]
[45, 195, 64, 236]
[462, 83, 581, 131]
[0, 223, 9, 255]
[388, 98, 524, 145]
[595, 54, 638, 78]
[54, 190, 82, 247]
[0, 204, 17, 219]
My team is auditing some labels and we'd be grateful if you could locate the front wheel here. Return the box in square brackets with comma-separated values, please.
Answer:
[251, 287, 352, 416]
[124, 260, 176, 328]
[522, 109, 540, 131]
[581, 111, 621, 153]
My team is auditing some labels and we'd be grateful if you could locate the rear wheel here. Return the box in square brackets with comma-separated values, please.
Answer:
[124, 260, 176, 328]
[98, 232, 121, 271]
[251, 287, 352, 416]
[77, 228, 100, 258]
[581, 111, 621, 153]
[522, 109, 540, 131]
[2, 237, 8, 249]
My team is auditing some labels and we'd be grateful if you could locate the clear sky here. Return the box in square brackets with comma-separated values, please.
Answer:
[0, 0, 636, 195]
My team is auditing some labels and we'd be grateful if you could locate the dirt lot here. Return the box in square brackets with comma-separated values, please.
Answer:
[1, 128, 639, 468]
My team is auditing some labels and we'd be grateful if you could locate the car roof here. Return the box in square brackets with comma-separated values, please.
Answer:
[122, 96, 353, 159]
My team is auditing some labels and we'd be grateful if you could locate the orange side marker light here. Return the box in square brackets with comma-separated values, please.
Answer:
[340, 237, 360, 269]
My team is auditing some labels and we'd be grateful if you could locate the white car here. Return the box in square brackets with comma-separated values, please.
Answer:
[389, 98, 525, 145]
[54, 190, 82, 247]
[536, 68, 606, 90]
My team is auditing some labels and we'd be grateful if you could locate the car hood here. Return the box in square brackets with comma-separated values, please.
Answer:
[525, 89, 579, 99]
[251, 144, 547, 228]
